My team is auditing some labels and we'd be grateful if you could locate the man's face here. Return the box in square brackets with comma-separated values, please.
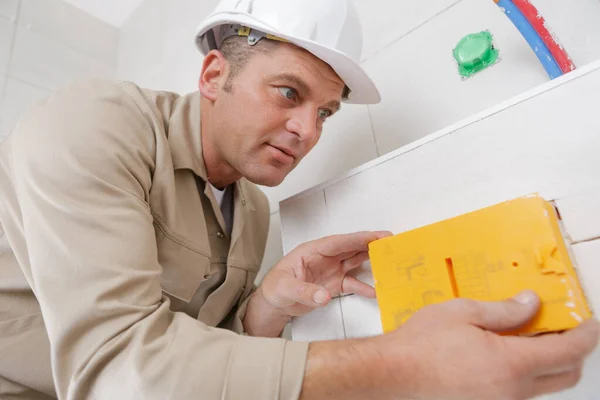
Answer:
[210, 42, 345, 187]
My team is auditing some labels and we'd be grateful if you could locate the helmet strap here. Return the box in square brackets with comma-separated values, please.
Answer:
[218, 24, 288, 48]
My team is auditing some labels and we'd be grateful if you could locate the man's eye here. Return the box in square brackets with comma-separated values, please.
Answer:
[318, 109, 332, 121]
[279, 87, 298, 101]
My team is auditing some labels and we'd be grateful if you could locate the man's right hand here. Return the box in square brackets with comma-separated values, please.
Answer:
[300, 291, 600, 400]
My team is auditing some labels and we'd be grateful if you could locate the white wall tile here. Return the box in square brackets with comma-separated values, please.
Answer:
[19, 0, 119, 66]
[118, 0, 217, 93]
[555, 187, 600, 244]
[340, 294, 382, 339]
[0, 77, 51, 139]
[256, 212, 284, 285]
[160, 38, 204, 95]
[9, 25, 115, 91]
[125, 62, 167, 92]
[550, 239, 600, 400]
[260, 103, 379, 212]
[355, 0, 462, 62]
[571, 240, 600, 317]
[363, 0, 554, 155]
[322, 65, 600, 239]
[322, 165, 402, 236]
[0, 73, 6, 140]
[280, 189, 330, 254]
[159, 0, 218, 59]
[339, 260, 383, 339]
[534, 0, 600, 69]
[0, 0, 19, 21]
[290, 297, 345, 342]
[117, 0, 162, 83]
[0, 17, 15, 74]
[61, 0, 144, 28]
[358, 0, 600, 156]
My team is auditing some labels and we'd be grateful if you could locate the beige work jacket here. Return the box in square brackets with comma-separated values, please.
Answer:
[0, 79, 308, 399]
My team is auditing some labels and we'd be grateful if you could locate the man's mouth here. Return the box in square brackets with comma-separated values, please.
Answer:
[267, 144, 296, 164]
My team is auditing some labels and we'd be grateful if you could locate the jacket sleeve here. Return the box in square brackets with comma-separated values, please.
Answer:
[7, 79, 308, 400]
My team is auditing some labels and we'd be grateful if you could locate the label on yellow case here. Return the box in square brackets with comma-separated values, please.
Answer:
[369, 195, 592, 335]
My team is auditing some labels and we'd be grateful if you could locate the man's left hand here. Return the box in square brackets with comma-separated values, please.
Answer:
[243, 230, 392, 337]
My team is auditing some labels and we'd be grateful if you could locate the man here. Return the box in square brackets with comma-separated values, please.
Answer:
[0, 0, 598, 398]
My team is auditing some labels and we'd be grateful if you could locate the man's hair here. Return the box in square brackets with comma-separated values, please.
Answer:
[218, 35, 351, 99]
[219, 36, 279, 93]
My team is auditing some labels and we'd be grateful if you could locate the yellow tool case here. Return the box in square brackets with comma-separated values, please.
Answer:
[369, 194, 592, 335]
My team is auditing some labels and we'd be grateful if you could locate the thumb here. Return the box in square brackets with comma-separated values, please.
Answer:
[296, 283, 331, 307]
[462, 290, 541, 332]
[266, 272, 331, 308]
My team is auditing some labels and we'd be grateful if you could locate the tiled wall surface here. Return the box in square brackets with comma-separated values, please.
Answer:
[0, 0, 118, 140]
[282, 63, 600, 399]
[117, 0, 600, 275]
[361, 0, 600, 156]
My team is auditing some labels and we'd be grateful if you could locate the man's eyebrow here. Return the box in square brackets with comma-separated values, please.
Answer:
[325, 100, 342, 113]
[266, 73, 312, 96]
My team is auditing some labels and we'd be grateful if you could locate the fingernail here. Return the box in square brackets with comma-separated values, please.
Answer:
[313, 290, 327, 305]
[514, 291, 536, 305]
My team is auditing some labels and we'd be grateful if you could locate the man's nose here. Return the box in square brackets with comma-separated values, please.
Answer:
[285, 106, 320, 145]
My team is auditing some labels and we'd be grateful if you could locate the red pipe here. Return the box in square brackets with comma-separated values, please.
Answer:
[512, 0, 576, 73]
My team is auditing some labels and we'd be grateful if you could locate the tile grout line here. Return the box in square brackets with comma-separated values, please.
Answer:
[6, 74, 54, 93]
[367, 105, 381, 157]
[323, 188, 345, 337]
[361, 0, 466, 64]
[0, 0, 22, 112]
[571, 236, 600, 246]
[338, 297, 347, 339]
[6, 0, 21, 72]
[323, 189, 332, 237]
[13, 2, 119, 68]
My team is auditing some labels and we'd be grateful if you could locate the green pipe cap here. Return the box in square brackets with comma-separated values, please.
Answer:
[453, 31, 499, 78]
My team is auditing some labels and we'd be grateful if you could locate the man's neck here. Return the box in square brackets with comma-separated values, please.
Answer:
[200, 100, 242, 189]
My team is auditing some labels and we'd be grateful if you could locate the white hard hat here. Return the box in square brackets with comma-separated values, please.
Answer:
[195, 0, 381, 104]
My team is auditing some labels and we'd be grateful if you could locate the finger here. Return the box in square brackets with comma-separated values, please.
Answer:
[342, 251, 370, 274]
[510, 319, 600, 375]
[336, 250, 359, 260]
[315, 231, 393, 257]
[342, 276, 376, 298]
[445, 290, 541, 332]
[531, 366, 583, 397]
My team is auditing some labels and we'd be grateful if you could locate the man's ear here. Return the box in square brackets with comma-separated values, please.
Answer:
[198, 50, 229, 102]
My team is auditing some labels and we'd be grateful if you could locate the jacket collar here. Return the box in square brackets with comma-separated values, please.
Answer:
[166, 91, 255, 211]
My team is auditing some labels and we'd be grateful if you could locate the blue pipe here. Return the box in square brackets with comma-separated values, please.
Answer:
[495, 0, 563, 79]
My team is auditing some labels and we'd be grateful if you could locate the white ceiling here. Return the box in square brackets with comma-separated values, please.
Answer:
[61, 0, 144, 27]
